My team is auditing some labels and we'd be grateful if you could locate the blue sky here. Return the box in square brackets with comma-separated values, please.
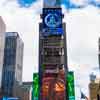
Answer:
[17, 0, 100, 8]
[17, 0, 36, 7]
[0, 0, 100, 99]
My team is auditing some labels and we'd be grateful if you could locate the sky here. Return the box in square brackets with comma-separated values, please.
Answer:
[0, 0, 100, 99]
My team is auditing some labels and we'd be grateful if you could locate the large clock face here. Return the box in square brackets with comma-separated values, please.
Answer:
[45, 13, 61, 28]
[44, 0, 56, 7]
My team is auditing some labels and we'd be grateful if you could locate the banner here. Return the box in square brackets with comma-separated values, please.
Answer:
[33, 73, 39, 100]
[67, 72, 75, 100]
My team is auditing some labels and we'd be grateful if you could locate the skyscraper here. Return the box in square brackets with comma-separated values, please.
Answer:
[0, 16, 6, 92]
[39, 0, 68, 100]
[1, 32, 24, 96]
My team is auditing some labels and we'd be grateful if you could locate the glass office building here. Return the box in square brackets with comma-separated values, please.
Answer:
[1, 32, 24, 96]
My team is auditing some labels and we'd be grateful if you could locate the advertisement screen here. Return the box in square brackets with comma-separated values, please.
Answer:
[42, 28, 64, 36]
[43, 8, 63, 28]
[67, 72, 75, 100]
[39, 23, 64, 36]
[33, 73, 39, 100]
[41, 76, 66, 100]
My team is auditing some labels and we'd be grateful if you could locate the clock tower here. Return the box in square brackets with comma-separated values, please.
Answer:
[39, 0, 68, 100]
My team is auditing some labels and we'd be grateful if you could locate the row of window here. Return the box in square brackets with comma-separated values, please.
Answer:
[3, 55, 15, 66]
[41, 48, 64, 56]
[2, 69, 14, 95]
[5, 37, 16, 49]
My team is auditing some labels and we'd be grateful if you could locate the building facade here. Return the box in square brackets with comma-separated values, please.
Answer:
[0, 16, 6, 91]
[89, 77, 100, 100]
[39, 0, 68, 100]
[1, 32, 24, 96]
[13, 82, 32, 100]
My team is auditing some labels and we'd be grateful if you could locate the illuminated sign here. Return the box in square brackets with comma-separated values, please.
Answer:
[67, 72, 75, 100]
[41, 8, 64, 36]
[42, 28, 64, 36]
[43, 8, 63, 28]
[33, 73, 39, 100]
[45, 13, 61, 28]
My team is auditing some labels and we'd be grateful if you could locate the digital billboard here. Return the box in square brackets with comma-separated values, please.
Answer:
[67, 72, 75, 100]
[42, 28, 64, 36]
[41, 76, 66, 100]
[33, 73, 39, 100]
[40, 8, 64, 36]
[39, 23, 64, 37]
[43, 8, 63, 28]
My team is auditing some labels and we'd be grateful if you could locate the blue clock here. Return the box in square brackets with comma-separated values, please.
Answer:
[45, 13, 61, 28]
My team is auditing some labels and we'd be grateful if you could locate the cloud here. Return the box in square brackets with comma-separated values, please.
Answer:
[89, 0, 100, 7]
[66, 6, 100, 66]
[65, 6, 100, 98]
[0, 0, 100, 10]
[17, 0, 37, 7]
[70, 0, 88, 6]
[0, 0, 39, 8]
[62, 0, 100, 9]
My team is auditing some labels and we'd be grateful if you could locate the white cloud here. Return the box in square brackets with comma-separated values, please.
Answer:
[70, 0, 100, 7]
[70, 0, 88, 6]
[65, 6, 100, 97]
[65, 6, 100, 66]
